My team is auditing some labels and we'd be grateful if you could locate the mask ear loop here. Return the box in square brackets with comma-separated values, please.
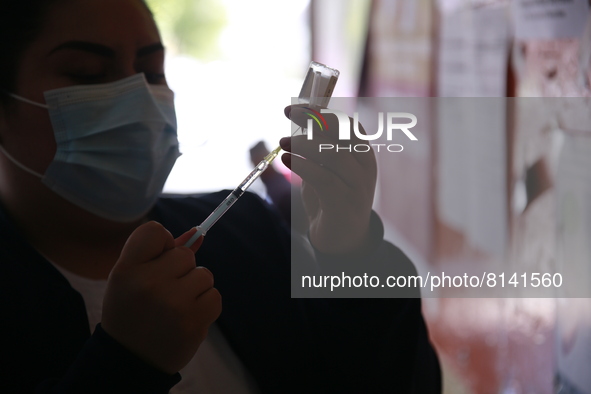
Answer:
[6, 92, 51, 109]
[0, 144, 44, 179]
[0, 91, 48, 178]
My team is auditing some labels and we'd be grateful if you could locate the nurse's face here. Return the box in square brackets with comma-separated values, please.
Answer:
[1, 0, 165, 175]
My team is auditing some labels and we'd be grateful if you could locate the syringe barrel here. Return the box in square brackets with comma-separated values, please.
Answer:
[184, 156, 275, 247]
[183, 188, 243, 248]
[200, 188, 244, 233]
[238, 160, 268, 191]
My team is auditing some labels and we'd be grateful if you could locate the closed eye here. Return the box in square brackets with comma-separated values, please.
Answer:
[67, 73, 108, 84]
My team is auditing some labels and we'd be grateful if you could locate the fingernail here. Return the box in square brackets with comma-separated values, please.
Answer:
[197, 266, 213, 277]
[281, 153, 291, 169]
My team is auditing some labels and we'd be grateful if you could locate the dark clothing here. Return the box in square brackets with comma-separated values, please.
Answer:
[0, 192, 441, 393]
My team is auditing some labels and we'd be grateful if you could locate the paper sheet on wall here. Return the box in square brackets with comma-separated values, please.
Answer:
[367, 0, 434, 96]
[436, 4, 509, 257]
[437, 99, 507, 258]
[512, 0, 590, 40]
[555, 126, 591, 393]
[437, 5, 510, 97]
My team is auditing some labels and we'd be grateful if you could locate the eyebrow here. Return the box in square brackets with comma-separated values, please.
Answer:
[48, 41, 164, 58]
[136, 42, 165, 57]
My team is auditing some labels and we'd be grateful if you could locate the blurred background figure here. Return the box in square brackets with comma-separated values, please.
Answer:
[249, 140, 309, 234]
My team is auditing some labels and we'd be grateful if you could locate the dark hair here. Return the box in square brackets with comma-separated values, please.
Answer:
[0, 0, 152, 106]
[0, 0, 64, 104]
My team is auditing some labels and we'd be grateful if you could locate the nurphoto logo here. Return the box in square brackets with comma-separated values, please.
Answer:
[304, 108, 418, 153]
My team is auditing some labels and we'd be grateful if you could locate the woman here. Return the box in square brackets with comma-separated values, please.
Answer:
[0, 0, 440, 392]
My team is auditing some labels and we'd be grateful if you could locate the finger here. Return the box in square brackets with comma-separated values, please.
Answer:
[281, 134, 352, 166]
[152, 246, 197, 279]
[283, 116, 376, 174]
[281, 152, 349, 201]
[279, 136, 291, 152]
[118, 221, 175, 266]
[288, 104, 329, 134]
[284, 135, 368, 191]
[300, 181, 320, 218]
[175, 227, 203, 254]
[179, 266, 215, 298]
[286, 105, 378, 171]
[193, 287, 222, 325]
[284, 104, 322, 121]
[344, 121, 380, 170]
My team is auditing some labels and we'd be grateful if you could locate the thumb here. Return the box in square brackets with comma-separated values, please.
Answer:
[117, 221, 175, 266]
[174, 227, 204, 253]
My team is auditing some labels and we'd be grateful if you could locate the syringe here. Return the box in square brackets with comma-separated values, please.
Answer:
[184, 146, 282, 247]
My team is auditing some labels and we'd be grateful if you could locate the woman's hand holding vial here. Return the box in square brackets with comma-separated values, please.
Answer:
[280, 104, 378, 255]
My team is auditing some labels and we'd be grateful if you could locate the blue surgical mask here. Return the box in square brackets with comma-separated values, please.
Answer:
[0, 73, 181, 222]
